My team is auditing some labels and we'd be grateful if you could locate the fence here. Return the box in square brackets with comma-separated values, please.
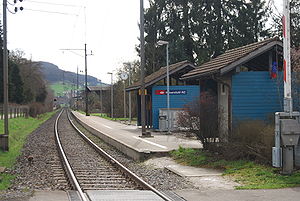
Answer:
[0, 105, 29, 119]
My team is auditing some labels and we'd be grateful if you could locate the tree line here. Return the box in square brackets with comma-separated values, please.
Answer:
[143, 0, 300, 75]
[96, 0, 300, 118]
[0, 24, 53, 116]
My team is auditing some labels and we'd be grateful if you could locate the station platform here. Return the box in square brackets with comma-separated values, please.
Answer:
[71, 111, 202, 160]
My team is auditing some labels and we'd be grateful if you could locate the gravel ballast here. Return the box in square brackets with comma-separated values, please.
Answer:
[1, 110, 196, 200]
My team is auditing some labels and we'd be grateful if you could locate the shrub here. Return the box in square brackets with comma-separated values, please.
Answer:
[177, 91, 219, 149]
[28, 102, 52, 117]
[211, 120, 274, 163]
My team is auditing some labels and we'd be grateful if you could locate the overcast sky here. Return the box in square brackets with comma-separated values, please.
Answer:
[4, 0, 282, 84]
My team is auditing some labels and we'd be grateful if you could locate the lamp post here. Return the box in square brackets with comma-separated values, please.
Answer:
[124, 62, 132, 124]
[99, 79, 103, 115]
[107, 72, 113, 118]
[120, 73, 128, 119]
[157, 40, 170, 134]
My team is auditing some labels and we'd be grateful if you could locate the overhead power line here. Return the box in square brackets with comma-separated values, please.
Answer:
[25, 0, 81, 7]
[24, 8, 79, 16]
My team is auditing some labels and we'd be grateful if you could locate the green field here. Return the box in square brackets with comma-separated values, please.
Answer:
[50, 82, 77, 96]
[0, 111, 57, 190]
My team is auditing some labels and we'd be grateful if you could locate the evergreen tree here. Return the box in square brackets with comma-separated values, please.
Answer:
[143, 0, 270, 69]
[270, 0, 300, 48]
[8, 60, 24, 104]
[291, 0, 300, 47]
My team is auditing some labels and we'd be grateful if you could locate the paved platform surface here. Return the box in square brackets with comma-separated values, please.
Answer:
[176, 188, 300, 201]
[28, 190, 69, 201]
[86, 190, 164, 201]
[72, 111, 201, 155]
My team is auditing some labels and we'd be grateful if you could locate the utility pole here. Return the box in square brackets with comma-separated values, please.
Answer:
[1, 0, 9, 151]
[76, 66, 79, 110]
[60, 45, 92, 116]
[140, 0, 151, 137]
[84, 44, 89, 116]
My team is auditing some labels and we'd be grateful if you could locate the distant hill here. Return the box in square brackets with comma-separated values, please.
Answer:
[38, 61, 104, 86]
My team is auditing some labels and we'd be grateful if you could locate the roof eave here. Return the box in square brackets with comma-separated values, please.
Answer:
[181, 70, 219, 80]
[126, 63, 195, 91]
[220, 40, 283, 75]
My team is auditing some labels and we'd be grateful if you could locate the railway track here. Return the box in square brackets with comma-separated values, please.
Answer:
[55, 109, 172, 201]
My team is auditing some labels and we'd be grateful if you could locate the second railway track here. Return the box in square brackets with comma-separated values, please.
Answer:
[55, 109, 172, 201]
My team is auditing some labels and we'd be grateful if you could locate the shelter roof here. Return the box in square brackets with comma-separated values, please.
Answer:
[126, 60, 195, 91]
[182, 38, 282, 80]
[87, 85, 110, 92]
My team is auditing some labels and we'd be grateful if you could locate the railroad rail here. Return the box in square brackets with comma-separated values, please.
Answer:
[54, 109, 172, 201]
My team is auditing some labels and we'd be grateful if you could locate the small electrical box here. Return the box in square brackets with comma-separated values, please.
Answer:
[281, 119, 300, 146]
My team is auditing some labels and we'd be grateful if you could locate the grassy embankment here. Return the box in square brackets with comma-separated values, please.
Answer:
[0, 111, 57, 190]
[50, 82, 76, 97]
[171, 147, 300, 189]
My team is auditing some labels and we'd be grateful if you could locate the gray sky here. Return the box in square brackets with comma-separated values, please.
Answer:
[5, 0, 282, 84]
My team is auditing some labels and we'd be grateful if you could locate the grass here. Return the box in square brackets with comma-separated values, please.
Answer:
[0, 110, 57, 190]
[77, 111, 137, 121]
[171, 147, 300, 189]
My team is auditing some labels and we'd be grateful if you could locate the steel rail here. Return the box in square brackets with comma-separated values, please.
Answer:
[67, 110, 173, 201]
[54, 109, 89, 201]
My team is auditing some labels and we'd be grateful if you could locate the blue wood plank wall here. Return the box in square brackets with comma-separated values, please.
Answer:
[152, 85, 200, 129]
[232, 71, 284, 123]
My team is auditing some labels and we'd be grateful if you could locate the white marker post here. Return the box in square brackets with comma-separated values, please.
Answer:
[283, 0, 292, 114]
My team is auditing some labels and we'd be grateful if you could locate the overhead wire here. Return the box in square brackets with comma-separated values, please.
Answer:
[24, 8, 79, 16]
[24, 0, 81, 8]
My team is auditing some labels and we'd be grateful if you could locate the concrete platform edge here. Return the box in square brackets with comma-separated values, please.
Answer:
[71, 111, 148, 161]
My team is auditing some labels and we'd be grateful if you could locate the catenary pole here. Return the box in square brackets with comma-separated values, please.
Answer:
[84, 43, 89, 116]
[140, 0, 146, 135]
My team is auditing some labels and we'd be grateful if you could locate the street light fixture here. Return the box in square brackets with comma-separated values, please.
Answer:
[157, 40, 171, 134]
[107, 72, 113, 118]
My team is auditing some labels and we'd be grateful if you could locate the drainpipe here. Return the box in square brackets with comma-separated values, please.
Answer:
[212, 75, 232, 140]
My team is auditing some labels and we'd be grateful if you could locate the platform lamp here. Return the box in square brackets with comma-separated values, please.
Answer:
[98, 79, 103, 116]
[157, 40, 171, 134]
[107, 72, 113, 118]
[123, 62, 132, 124]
